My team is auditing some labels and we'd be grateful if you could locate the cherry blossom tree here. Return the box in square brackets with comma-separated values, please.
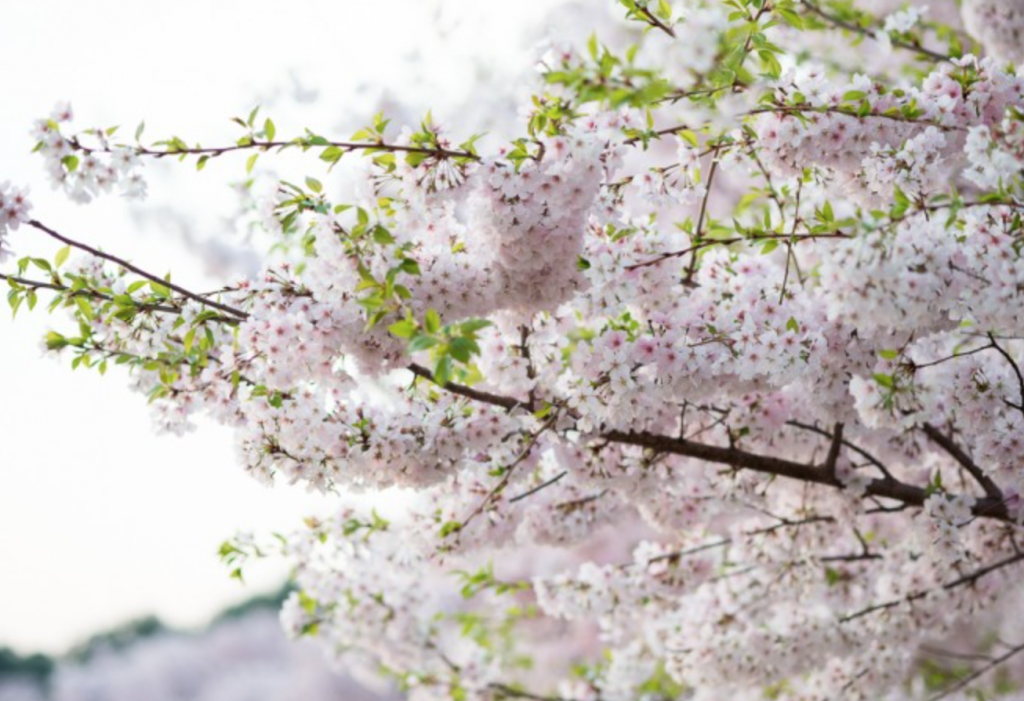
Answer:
[6, 0, 1024, 698]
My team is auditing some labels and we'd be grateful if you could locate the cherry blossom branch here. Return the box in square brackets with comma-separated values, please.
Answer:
[927, 639, 1024, 701]
[779, 177, 804, 301]
[840, 550, 1024, 623]
[490, 682, 579, 701]
[746, 104, 965, 131]
[408, 363, 534, 412]
[647, 515, 837, 565]
[787, 420, 893, 479]
[987, 332, 1024, 417]
[402, 367, 1011, 525]
[626, 231, 850, 271]
[27, 219, 249, 321]
[600, 428, 1012, 522]
[683, 147, 720, 285]
[921, 423, 1003, 500]
[508, 470, 568, 503]
[0, 272, 184, 316]
[635, 4, 676, 37]
[69, 135, 480, 162]
[823, 422, 844, 482]
[456, 415, 558, 533]
[908, 341, 996, 369]
[637, 99, 963, 153]
[798, 0, 954, 62]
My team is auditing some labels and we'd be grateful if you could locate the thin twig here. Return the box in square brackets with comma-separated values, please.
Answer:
[799, 0, 954, 62]
[28, 219, 248, 320]
[927, 639, 1024, 701]
[509, 471, 568, 503]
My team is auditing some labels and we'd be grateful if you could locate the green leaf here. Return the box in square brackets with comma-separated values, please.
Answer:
[872, 373, 894, 388]
[372, 225, 395, 245]
[409, 335, 440, 353]
[246, 153, 258, 174]
[320, 146, 344, 164]
[74, 296, 94, 320]
[776, 7, 804, 29]
[264, 118, 276, 142]
[434, 355, 454, 386]
[399, 259, 421, 276]
[449, 337, 475, 363]
[424, 308, 441, 334]
[678, 129, 699, 148]
[45, 331, 68, 350]
[439, 520, 462, 538]
[54, 246, 70, 269]
[460, 319, 493, 334]
[388, 319, 417, 339]
[305, 176, 323, 194]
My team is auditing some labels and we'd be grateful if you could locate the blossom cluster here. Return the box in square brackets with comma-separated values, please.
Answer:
[0, 180, 31, 262]
[30, 102, 147, 203]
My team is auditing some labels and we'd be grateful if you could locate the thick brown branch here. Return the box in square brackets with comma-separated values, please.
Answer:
[823, 422, 844, 481]
[396, 366, 1012, 524]
[787, 420, 894, 479]
[601, 429, 1011, 522]
[921, 423, 1002, 500]
[408, 363, 534, 412]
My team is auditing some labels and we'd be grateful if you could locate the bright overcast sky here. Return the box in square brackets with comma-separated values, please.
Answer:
[0, 0, 565, 653]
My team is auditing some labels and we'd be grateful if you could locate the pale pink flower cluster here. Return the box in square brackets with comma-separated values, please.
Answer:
[962, 0, 1024, 65]
[757, 57, 1024, 200]
[0, 180, 31, 262]
[31, 102, 147, 203]
[465, 131, 606, 314]
[921, 492, 977, 566]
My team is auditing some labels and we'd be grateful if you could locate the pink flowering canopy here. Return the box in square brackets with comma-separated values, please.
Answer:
[8, 0, 1024, 699]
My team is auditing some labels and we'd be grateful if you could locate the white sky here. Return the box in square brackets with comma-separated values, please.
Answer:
[0, 0, 564, 654]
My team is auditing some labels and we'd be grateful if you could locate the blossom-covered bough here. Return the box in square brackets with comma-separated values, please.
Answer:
[8, 0, 1024, 698]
